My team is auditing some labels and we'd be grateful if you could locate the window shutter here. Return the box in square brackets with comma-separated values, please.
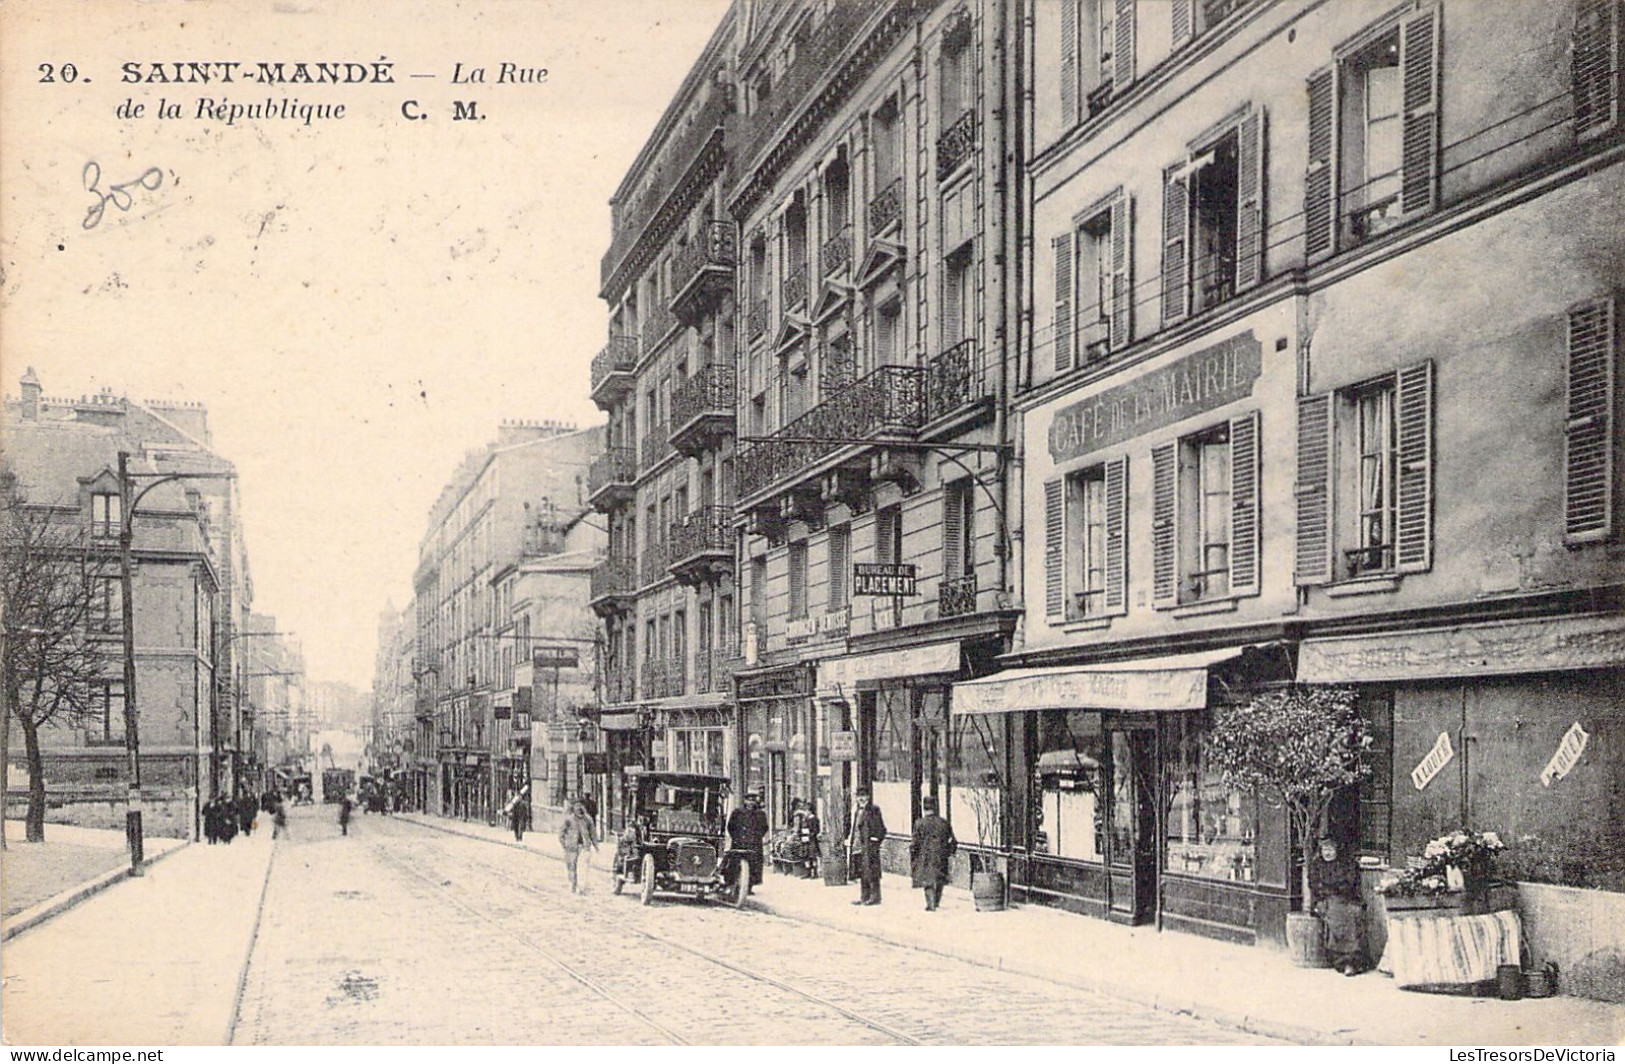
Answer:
[1104, 456, 1129, 614]
[1228, 410, 1262, 597]
[1061, 0, 1080, 129]
[1304, 65, 1338, 263]
[1151, 442, 1178, 607]
[1114, 0, 1136, 95]
[1235, 108, 1267, 291]
[942, 485, 964, 580]
[830, 528, 850, 608]
[1295, 393, 1334, 586]
[1054, 232, 1075, 373]
[1399, 6, 1441, 217]
[1394, 359, 1435, 573]
[1109, 193, 1132, 350]
[1171, 0, 1193, 49]
[1044, 479, 1066, 620]
[1160, 166, 1190, 326]
[1565, 296, 1617, 543]
[942, 260, 963, 348]
[1574, 0, 1620, 141]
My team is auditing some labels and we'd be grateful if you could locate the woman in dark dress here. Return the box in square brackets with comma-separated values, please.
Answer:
[1310, 837, 1369, 975]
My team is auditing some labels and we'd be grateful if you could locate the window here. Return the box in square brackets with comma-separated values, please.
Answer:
[940, 16, 974, 125]
[1296, 362, 1434, 585]
[1565, 296, 1617, 543]
[942, 479, 977, 581]
[1305, 7, 1440, 261]
[1164, 713, 1259, 881]
[1172, 0, 1249, 49]
[1053, 192, 1130, 374]
[1060, 0, 1133, 125]
[942, 244, 974, 348]
[948, 710, 1005, 844]
[1357, 690, 1394, 859]
[872, 98, 902, 205]
[1034, 711, 1106, 861]
[874, 299, 902, 366]
[827, 526, 850, 613]
[1050, 458, 1127, 621]
[1162, 110, 1264, 324]
[750, 555, 768, 629]
[91, 492, 121, 539]
[1575, 0, 1621, 141]
[90, 681, 126, 744]
[92, 576, 122, 633]
[1151, 412, 1260, 607]
[788, 541, 809, 620]
[672, 610, 687, 688]
[874, 504, 903, 626]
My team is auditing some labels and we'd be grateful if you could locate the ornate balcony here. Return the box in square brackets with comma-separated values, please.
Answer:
[692, 645, 741, 695]
[641, 424, 672, 471]
[644, 302, 681, 353]
[601, 667, 637, 707]
[782, 262, 809, 313]
[588, 556, 636, 618]
[587, 446, 637, 512]
[924, 338, 989, 425]
[668, 506, 733, 586]
[639, 540, 671, 589]
[669, 364, 737, 457]
[641, 657, 685, 701]
[821, 227, 853, 279]
[671, 221, 737, 325]
[734, 363, 926, 505]
[589, 335, 639, 410]
[748, 297, 769, 341]
[868, 176, 903, 235]
[936, 109, 976, 181]
[938, 573, 978, 619]
[821, 333, 857, 394]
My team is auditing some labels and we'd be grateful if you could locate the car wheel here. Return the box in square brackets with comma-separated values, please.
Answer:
[640, 853, 656, 906]
[612, 871, 624, 896]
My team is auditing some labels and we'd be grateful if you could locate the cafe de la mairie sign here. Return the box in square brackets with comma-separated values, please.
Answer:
[1048, 331, 1263, 463]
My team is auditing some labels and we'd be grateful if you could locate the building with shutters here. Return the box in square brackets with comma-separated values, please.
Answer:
[948, 0, 1625, 987]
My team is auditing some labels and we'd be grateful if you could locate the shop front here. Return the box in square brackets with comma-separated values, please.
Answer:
[736, 665, 815, 831]
[599, 710, 646, 833]
[952, 644, 1296, 944]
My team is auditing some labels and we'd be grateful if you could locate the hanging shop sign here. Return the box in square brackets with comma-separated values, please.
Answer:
[1410, 731, 1455, 791]
[1540, 722, 1590, 787]
[1048, 330, 1262, 462]
[583, 752, 609, 775]
[532, 646, 580, 670]
[854, 562, 918, 597]
[829, 730, 857, 761]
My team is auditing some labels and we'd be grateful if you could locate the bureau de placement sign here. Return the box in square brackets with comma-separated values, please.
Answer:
[854, 563, 918, 597]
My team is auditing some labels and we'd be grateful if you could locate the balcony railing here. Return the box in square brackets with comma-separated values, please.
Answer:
[671, 221, 737, 323]
[782, 261, 809, 312]
[748, 297, 769, 340]
[669, 364, 737, 456]
[644, 302, 680, 351]
[602, 667, 637, 706]
[589, 335, 639, 404]
[938, 573, 978, 619]
[735, 363, 926, 501]
[868, 176, 903, 235]
[639, 540, 671, 588]
[822, 227, 853, 279]
[924, 338, 987, 424]
[936, 109, 976, 181]
[668, 505, 733, 585]
[586, 446, 638, 510]
[588, 556, 636, 616]
[641, 656, 685, 700]
[641, 424, 672, 470]
[693, 645, 741, 695]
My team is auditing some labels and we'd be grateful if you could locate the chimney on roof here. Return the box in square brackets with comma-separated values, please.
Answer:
[20, 367, 41, 420]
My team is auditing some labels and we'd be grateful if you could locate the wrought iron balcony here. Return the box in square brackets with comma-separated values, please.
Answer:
[589, 335, 639, 409]
[641, 656, 685, 700]
[936, 109, 976, 181]
[693, 645, 741, 695]
[938, 573, 979, 619]
[588, 556, 636, 617]
[671, 221, 737, 325]
[644, 302, 681, 352]
[587, 446, 638, 512]
[924, 338, 989, 425]
[641, 424, 672, 470]
[748, 297, 769, 341]
[782, 262, 809, 312]
[868, 176, 903, 235]
[639, 539, 671, 589]
[669, 364, 737, 457]
[821, 227, 853, 279]
[734, 363, 926, 504]
[821, 333, 857, 394]
[668, 506, 733, 586]
[601, 667, 637, 706]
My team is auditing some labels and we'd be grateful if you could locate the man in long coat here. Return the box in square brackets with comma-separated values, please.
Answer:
[726, 791, 770, 892]
[910, 795, 957, 911]
[850, 791, 887, 906]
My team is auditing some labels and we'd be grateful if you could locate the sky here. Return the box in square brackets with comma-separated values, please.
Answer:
[0, 0, 732, 690]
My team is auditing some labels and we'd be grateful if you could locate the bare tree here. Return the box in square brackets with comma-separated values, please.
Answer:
[0, 484, 112, 843]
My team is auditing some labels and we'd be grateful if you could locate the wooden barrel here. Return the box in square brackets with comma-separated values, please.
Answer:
[971, 871, 1006, 911]
[1285, 912, 1329, 968]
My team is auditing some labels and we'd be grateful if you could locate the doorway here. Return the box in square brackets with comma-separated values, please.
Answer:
[1108, 726, 1158, 924]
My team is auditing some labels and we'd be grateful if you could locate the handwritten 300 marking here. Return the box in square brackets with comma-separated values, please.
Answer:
[82, 162, 164, 230]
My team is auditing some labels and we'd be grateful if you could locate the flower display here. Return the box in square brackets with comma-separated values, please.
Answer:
[1376, 829, 1508, 895]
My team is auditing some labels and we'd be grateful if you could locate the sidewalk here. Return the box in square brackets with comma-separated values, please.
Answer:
[2, 820, 187, 928]
[401, 812, 1624, 1046]
[1, 822, 275, 1045]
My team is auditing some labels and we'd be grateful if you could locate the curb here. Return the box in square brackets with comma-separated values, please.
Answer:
[1, 840, 190, 943]
[399, 813, 1349, 1045]
[224, 833, 279, 1045]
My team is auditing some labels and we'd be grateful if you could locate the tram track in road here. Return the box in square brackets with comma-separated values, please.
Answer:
[384, 823, 922, 1045]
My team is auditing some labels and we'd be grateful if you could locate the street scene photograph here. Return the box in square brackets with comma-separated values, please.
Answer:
[1, 0, 1623, 1052]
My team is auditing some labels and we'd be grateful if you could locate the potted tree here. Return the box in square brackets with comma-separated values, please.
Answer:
[958, 715, 1008, 911]
[1204, 685, 1372, 967]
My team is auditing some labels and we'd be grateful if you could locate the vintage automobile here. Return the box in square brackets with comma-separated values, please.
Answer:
[611, 770, 749, 907]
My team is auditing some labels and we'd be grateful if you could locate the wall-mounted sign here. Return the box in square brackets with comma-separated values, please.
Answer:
[583, 752, 608, 775]
[532, 646, 580, 670]
[1541, 722, 1590, 787]
[1048, 330, 1262, 463]
[855, 562, 918, 597]
[1410, 731, 1455, 791]
[829, 730, 857, 761]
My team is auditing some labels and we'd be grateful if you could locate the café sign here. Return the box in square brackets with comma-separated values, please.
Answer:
[1048, 330, 1262, 463]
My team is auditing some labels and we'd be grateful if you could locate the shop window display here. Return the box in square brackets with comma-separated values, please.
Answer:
[1034, 710, 1106, 862]
[871, 688, 912, 832]
[1164, 714, 1258, 882]
[949, 711, 1006, 847]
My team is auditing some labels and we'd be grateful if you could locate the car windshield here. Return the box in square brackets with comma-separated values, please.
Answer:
[641, 781, 722, 834]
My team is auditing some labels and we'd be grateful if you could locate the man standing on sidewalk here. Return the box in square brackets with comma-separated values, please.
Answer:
[910, 795, 956, 911]
[726, 791, 769, 895]
[850, 791, 886, 906]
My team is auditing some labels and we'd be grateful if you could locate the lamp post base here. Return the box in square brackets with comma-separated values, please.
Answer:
[126, 808, 145, 876]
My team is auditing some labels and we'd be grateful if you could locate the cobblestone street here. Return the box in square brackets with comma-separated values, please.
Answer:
[232, 808, 1281, 1045]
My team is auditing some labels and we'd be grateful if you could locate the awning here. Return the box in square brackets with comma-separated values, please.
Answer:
[1297, 614, 1625, 683]
[654, 692, 730, 712]
[817, 641, 962, 697]
[599, 712, 642, 732]
[951, 646, 1250, 714]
